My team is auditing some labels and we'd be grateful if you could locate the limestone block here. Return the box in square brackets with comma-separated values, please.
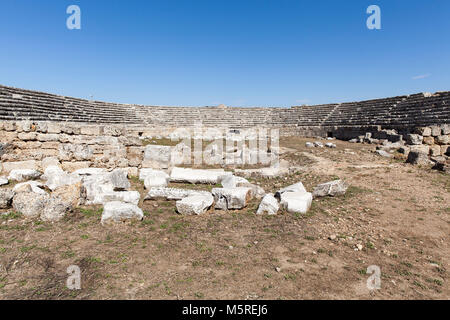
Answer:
[43, 166, 82, 191]
[170, 167, 231, 184]
[1, 160, 38, 173]
[429, 145, 441, 157]
[139, 168, 169, 181]
[312, 180, 348, 198]
[0, 189, 14, 209]
[142, 145, 172, 169]
[18, 132, 37, 141]
[431, 126, 442, 137]
[406, 151, 432, 166]
[127, 146, 145, 167]
[103, 126, 123, 136]
[8, 169, 42, 181]
[144, 187, 211, 200]
[41, 142, 60, 149]
[144, 176, 168, 189]
[81, 126, 101, 136]
[37, 134, 60, 142]
[47, 123, 62, 134]
[435, 135, 450, 145]
[101, 201, 143, 225]
[212, 187, 252, 210]
[280, 191, 312, 214]
[61, 161, 92, 172]
[422, 136, 435, 145]
[52, 182, 82, 207]
[40, 196, 72, 222]
[441, 124, 450, 135]
[96, 191, 140, 205]
[13, 181, 47, 195]
[409, 145, 430, 155]
[176, 194, 214, 215]
[256, 194, 279, 215]
[13, 191, 48, 218]
[59, 144, 94, 161]
[406, 134, 423, 145]
[415, 127, 431, 137]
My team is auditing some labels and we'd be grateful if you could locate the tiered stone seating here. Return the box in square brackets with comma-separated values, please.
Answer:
[0, 84, 448, 129]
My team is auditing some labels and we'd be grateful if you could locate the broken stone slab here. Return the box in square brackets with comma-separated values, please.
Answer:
[52, 182, 82, 207]
[436, 135, 450, 145]
[406, 151, 433, 166]
[96, 191, 141, 206]
[13, 181, 47, 195]
[0, 189, 14, 209]
[256, 194, 279, 215]
[142, 145, 172, 169]
[110, 169, 131, 191]
[43, 166, 82, 191]
[441, 124, 450, 135]
[1, 160, 39, 173]
[40, 196, 72, 222]
[41, 157, 61, 171]
[144, 175, 168, 189]
[305, 142, 314, 148]
[176, 193, 214, 215]
[12, 191, 49, 218]
[139, 168, 169, 182]
[237, 181, 266, 199]
[73, 168, 108, 176]
[431, 126, 442, 137]
[234, 167, 289, 179]
[275, 182, 307, 199]
[406, 134, 423, 145]
[101, 201, 144, 225]
[414, 127, 432, 137]
[280, 191, 312, 214]
[312, 180, 348, 198]
[212, 187, 252, 210]
[0, 177, 8, 186]
[325, 142, 337, 148]
[8, 169, 42, 182]
[144, 187, 211, 201]
[219, 175, 249, 188]
[170, 167, 232, 184]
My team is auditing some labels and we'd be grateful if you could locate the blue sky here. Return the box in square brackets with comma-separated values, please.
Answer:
[1, 0, 449, 107]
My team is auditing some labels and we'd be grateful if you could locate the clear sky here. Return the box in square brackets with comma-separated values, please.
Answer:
[1, 0, 449, 107]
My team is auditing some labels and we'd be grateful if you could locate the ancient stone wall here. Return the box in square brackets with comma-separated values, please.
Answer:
[3, 85, 447, 136]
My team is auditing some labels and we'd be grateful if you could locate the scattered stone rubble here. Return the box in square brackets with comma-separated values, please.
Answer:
[350, 125, 450, 172]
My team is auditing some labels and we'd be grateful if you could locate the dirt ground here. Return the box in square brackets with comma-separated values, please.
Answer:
[0, 137, 448, 300]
